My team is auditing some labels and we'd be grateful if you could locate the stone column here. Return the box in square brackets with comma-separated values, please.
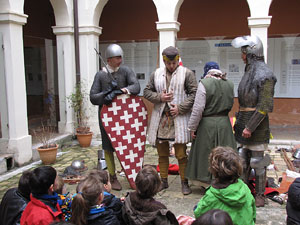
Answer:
[78, 25, 102, 133]
[156, 21, 181, 67]
[153, 0, 183, 67]
[0, 12, 32, 165]
[246, 0, 272, 61]
[248, 16, 272, 61]
[52, 26, 76, 134]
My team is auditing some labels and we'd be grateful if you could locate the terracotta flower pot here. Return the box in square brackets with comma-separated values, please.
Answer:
[37, 144, 59, 165]
[76, 132, 93, 147]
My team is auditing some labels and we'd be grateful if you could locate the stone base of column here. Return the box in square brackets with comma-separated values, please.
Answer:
[8, 135, 32, 166]
[58, 121, 74, 134]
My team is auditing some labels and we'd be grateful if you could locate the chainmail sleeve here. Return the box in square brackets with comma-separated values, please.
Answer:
[246, 79, 276, 132]
[256, 79, 276, 113]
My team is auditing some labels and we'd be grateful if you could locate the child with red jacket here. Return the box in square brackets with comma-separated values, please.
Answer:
[21, 166, 62, 225]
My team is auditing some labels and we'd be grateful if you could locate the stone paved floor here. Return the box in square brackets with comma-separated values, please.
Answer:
[0, 137, 298, 224]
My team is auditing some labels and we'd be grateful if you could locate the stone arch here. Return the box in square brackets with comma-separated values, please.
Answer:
[0, 0, 25, 13]
[247, 0, 272, 17]
[93, 0, 108, 26]
[50, 0, 73, 26]
[153, 0, 183, 22]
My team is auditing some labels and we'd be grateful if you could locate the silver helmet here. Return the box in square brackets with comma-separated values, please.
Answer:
[71, 160, 85, 170]
[105, 44, 123, 59]
[231, 35, 264, 57]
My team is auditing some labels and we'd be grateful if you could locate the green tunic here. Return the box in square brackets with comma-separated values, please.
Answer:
[185, 78, 237, 183]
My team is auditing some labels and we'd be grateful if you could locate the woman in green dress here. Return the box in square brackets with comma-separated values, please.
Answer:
[185, 62, 237, 185]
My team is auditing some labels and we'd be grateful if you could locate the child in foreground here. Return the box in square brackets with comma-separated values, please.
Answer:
[192, 209, 233, 225]
[88, 169, 124, 224]
[122, 165, 179, 225]
[194, 146, 256, 225]
[71, 176, 120, 225]
[20, 166, 62, 225]
[54, 176, 72, 221]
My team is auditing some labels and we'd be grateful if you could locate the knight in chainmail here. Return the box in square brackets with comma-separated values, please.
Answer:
[231, 35, 277, 207]
[90, 44, 140, 191]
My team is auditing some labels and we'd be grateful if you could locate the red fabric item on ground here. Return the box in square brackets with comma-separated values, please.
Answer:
[156, 164, 179, 175]
[248, 179, 279, 196]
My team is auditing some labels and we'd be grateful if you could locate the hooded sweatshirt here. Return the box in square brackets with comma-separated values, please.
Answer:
[194, 179, 256, 225]
[122, 192, 178, 225]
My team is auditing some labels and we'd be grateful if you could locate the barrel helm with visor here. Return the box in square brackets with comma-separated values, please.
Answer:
[231, 35, 264, 57]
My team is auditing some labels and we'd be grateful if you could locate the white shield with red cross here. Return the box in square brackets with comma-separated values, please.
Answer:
[100, 94, 148, 189]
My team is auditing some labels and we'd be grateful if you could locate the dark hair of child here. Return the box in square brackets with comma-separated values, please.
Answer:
[88, 169, 109, 185]
[54, 176, 65, 195]
[18, 170, 32, 200]
[209, 146, 243, 188]
[192, 209, 233, 225]
[135, 165, 161, 198]
[71, 176, 103, 225]
[29, 166, 57, 195]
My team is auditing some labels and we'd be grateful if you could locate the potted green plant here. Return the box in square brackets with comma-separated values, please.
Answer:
[33, 124, 59, 164]
[67, 82, 93, 147]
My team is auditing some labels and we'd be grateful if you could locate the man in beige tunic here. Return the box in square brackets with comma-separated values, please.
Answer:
[143, 46, 198, 195]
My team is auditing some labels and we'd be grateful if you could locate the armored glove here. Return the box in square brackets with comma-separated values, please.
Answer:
[104, 89, 123, 105]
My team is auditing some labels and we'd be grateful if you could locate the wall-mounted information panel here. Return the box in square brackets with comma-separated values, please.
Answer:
[100, 36, 300, 98]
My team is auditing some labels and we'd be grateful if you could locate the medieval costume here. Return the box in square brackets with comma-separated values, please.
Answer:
[90, 44, 140, 190]
[185, 68, 236, 184]
[143, 46, 198, 195]
[231, 35, 277, 207]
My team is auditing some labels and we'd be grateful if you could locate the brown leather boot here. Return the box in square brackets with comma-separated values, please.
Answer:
[110, 174, 122, 191]
[255, 194, 265, 207]
[181, 179, 192, 195]
[159, 178, 169, 192]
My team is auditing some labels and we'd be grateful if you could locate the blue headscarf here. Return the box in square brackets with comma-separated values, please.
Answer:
[203, 61, 220, 78]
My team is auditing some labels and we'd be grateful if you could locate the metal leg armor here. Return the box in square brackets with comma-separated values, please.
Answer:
[238, 147, 251, 184]
[250, 151, 271, 196]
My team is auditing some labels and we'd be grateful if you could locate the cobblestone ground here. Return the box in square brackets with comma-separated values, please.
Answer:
[0, 138, 293, 224]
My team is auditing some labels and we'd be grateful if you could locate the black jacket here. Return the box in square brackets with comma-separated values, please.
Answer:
[87, 206, 120, 225]
[0, 188, 29, 225]
[103, 192, 125, 224]
[287, 177, 300, 225]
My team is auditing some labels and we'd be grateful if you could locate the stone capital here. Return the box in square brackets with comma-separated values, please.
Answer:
[52, 26, 74, 35]
[0, 12, 27, 25]
[248, 16, 272, 28]
[156, 21, 181, 32]
[78, 25, 102, 35]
